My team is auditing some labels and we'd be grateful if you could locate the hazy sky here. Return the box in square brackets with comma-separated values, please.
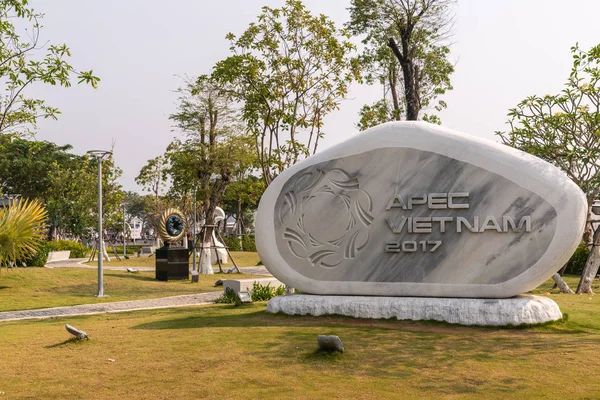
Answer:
[26, 0, 600, 193]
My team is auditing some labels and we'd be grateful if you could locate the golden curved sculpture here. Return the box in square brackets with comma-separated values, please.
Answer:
[157, 208, 187, 243]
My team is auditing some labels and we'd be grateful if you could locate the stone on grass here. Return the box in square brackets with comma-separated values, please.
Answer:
[267, 294, 562, 326]
[317, 335, 344, 353]
[65, 324, 88, 340]
[237, 291, 252, 303]
[256, 121, 587, 298]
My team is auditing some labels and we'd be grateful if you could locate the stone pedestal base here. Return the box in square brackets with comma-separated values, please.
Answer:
[266, 294, 562, 326]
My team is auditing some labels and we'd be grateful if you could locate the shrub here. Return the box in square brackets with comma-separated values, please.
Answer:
[251, 281, 285, 301]
[215, 287, 242, 306]
[47, 240, 90, 258]
[0, 198, 47, 268]
[565, 246, 590, 275]
[242, 234, 256, 252]
[24, 242, 51, 267]
[224, 235, 241, 251]
[223, 234, 256, 252]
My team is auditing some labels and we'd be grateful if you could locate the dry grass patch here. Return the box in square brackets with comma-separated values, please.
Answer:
[0, 295, 599, 399]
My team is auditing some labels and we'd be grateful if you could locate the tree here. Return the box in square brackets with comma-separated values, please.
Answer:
[135, 156, 167, 199]
[0, 136, 123, 239]
[166, 76, 255, 249]
[212, 0, 360, 184]
[123, 191, 148, 232]
[497, 43, 600, 294]
[347, 0, 454, 126]
[0, 0, 99, 137]
[222, 174, 265, 248]
[0, 135, 74, 198]
[0, 198, 46, 270]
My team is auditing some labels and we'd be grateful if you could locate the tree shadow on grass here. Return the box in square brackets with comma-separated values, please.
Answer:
[103, 272, 156, 282]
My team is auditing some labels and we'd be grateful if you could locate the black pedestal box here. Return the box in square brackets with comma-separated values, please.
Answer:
[155, 246, 189, 281]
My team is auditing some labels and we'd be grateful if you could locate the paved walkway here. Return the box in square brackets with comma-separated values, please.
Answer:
[44, 258, 271, 275]
[0, 261, 272, 322]
[0, 292, 223, 322]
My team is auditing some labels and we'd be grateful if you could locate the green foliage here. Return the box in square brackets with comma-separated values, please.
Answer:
[163, 76, 256, 230]
[0, 136, 123, 238]
[215, 287, 242, 306]
[565, 246, 590, 275]
[242, 235, 256, 252]
[347, 0, 455, 124]
[135, 156, 167, 198]
[47, 240, 89, 258]
[213, 0, 360, 184]
[224, 235, 241, 252]
[497, 44, 600, 293]
[357, 100, 395, 131]
[124, 191, 148, 232]
[0, 198, 47, 268]
[221, 175, 265, 232]
[250, 281, 285, 301]
[223, 234, 255, 252]
[497, 43, 600, 202]
[0, 0, 99, 137]
[23, 241, 49, 267]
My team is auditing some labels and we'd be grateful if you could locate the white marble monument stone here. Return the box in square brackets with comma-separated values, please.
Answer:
[257, 122, 587, 325]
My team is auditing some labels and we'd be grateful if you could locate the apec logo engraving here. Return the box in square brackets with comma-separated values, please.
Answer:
[279, 168, 374, 269]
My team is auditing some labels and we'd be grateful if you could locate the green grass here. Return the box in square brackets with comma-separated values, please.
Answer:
[1, 271, 599, 398]
[83, 251, 261, 268]
[0, 293, 599, 399]
[0, 268, 257, 312]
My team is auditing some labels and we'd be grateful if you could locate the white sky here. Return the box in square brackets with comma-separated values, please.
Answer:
[26, 0, 600, 192]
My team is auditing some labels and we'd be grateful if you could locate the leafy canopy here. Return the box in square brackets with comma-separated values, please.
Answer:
[497, 43, 600, 203]
[0, 0, 99, 137]
[212, 0, 360, 184]
[347, 0, 455, 127]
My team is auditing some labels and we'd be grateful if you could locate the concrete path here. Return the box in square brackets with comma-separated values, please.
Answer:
[44, 258, 271, 275]
[1, 262, 272, 322]
[0, 292, 222, 323]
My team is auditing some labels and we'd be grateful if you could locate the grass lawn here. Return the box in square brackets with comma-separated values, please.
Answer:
[1, 273, 599, 398]
[0, 269, 257, 312]
[82, 251, 261, 268]
[0, 289, 599, 399]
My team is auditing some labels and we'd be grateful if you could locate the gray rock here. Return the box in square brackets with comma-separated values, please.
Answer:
[268, 294, 563, 326]
[256, 122, 587, 298]
[65, 324, 88, 340]
[317, 335, 344, 353]
[237, 291, 252, 303]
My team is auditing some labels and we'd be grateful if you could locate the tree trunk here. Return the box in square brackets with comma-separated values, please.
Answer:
[577, 225, 600, 294]
[552, 263, 568, 289]
[237, 198, 243, 251]
[387, 38, 419, 121]
[552, 273, 575, 294]
[388, 66, 401, 120]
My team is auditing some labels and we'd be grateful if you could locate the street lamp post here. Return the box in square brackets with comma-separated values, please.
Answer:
[87, 150, 112, 297]
[123, 203, 127, 258]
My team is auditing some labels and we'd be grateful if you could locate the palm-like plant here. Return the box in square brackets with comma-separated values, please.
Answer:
[0, 198, 47, 269]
